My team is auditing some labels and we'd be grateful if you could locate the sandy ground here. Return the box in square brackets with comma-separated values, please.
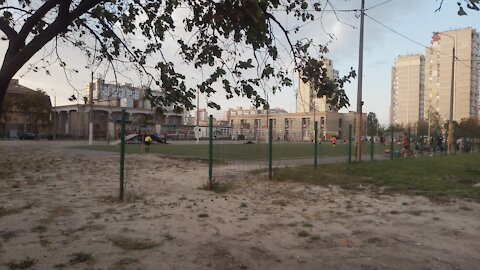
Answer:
[0, 140, 479, 270]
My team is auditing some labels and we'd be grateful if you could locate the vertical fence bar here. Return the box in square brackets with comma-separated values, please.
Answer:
[314, 121, 318, 169]
[390, 127, 394, 160]
[419, 136, 424, 156]
[408, 126, 411, 157]
[444, 129, 447, 155]
[370, 136, 374, 161]
[434, 130, 437, 156]
[473, 129, 475, 152]
[348, 124, 352, 163]
[119, 109, 125, 201]
[208, 115, 213, 190]
[269, 118, 273, 180]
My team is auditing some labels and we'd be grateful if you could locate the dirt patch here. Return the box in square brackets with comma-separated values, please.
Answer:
[0, 141, 479, 270]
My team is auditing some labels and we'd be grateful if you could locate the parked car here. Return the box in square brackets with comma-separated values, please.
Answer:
[19, 132, 36, 140]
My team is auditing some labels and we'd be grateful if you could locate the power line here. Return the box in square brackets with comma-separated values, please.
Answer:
[366, 0, 395, 10]
[364, 13, 427, 48]
[287, 0, 398, 36]
[364, 13, 478, 65]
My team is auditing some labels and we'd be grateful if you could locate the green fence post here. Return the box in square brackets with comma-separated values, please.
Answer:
[119, 109, 125, 201]
[390, 127, 394, 160]
[444, 128, 447, 155]
[473, 130, 475, 152]
[407, 126, 411, 157]
[348, 124, 352, 163]
[370, 136, 374, 161]
[208, 115, 213, 190]
[419, 137, 424, 156]
[314, 121, 318, 169]
[268, 119, 273, 180]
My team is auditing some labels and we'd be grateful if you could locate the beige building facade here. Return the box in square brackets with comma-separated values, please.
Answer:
[424, 28, 480, 122]
[391, 54, 425, 126]
[391, 28, 480, 127]
[226, 110, 366, 142]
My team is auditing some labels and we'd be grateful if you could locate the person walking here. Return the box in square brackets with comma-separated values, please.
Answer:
[144, 134, 152, 152]
[330, 136, 337, 148]
[400, 132, 412, 157]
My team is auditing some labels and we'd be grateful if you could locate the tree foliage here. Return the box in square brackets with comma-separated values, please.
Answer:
[366, 112, 379, 136]
[15, 89, 52, 133]
[436, 0, 480, 15]
[0, 94, 14, 122]
[0, 0, 358, 113]
[456, 117, 480, 137]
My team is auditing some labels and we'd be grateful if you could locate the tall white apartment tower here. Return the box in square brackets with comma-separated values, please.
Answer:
[296, 58, 339, 113]
[425, 28, 480, 122]
[391, 55, 425, 126]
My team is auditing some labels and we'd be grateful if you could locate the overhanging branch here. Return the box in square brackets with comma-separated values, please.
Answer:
[263, 11, 298, 68]
[0, 18, 17, 39]
[16, 0, 60, 47]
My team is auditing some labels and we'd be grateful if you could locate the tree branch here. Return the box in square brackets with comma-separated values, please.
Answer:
[70, 0, 104, 21]
[16, 0, 61, 47]
[263, 11, 297, 67]
[3, 0, 103, 78]
[0, 18, 17, 39]
[0, 6, 33, 14]
[435, 0, 444, 12]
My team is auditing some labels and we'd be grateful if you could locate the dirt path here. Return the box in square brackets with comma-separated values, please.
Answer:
[0, 141, 479, 269]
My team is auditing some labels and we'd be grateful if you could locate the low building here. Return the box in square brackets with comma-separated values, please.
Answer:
[227, 110, 366, 142]
[53, 104, 184, 140]
[54, 79, 184, 140]
[0, 79, 52, 138]
[224, 106, 288, 119]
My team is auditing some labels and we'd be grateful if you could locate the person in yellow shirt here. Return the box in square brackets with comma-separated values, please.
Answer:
[144, 134, 153, 152]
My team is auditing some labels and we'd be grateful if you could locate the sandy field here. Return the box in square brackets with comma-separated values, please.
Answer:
[0, 140, 479, 270]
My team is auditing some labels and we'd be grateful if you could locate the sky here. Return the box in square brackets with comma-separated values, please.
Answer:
[2, 0, 479, 125]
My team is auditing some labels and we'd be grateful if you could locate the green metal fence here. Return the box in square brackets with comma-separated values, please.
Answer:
[113, 115, 479, 194]
[208, 115, 403, 183]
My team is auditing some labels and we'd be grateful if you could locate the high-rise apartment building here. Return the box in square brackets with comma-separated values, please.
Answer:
[390, 55, 425, 126]
[424, 28, 480, 122]
[296, 58, 339, 113]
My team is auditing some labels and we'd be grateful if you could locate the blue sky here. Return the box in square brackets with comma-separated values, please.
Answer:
[4, 0, 479, 125]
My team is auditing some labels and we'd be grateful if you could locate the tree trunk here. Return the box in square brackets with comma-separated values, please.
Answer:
[0, 67, 17, 111]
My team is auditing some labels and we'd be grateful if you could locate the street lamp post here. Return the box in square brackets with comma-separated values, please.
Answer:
[436, 32, 456, 154]
[196, 86, 199, 144]
[50, 89, 57, 140]
[191, 77, 200, 144]
[88, 71, 94, 145]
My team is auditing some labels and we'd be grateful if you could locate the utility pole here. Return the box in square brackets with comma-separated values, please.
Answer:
[88, 71, 94, 145]
[447, 36, 456, 155]
[355, 0, 365, 161]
